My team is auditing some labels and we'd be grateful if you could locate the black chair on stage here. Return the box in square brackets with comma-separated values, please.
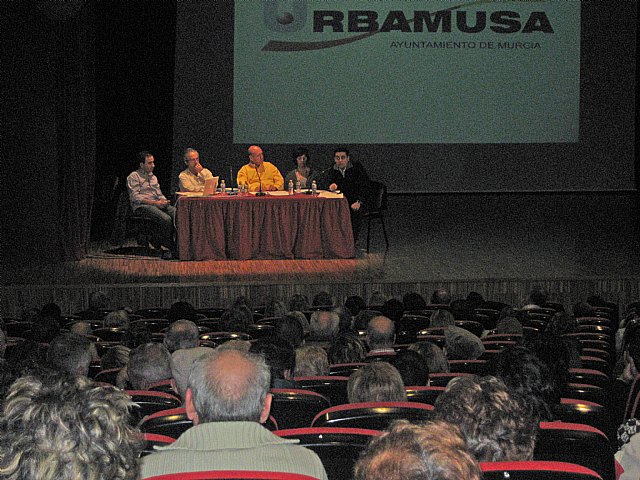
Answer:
[363, 180, 389, 253]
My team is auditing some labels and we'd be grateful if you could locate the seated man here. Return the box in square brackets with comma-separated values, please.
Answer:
[0, 373, 141, 479]
[141, 349, 328, 479]
[46, 332, 93, 377]
[347, 362, 407, 403]
[179, 148, 215, 192]
[353, 420, 481, 480]
[127, 150, 176, 259]
[236, 145, 284, 192]
[126, 343, 173, 391]
[320, 148, 371, 241]
[366, 315, 396, 357]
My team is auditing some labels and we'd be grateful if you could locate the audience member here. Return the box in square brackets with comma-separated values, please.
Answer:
[366, 316, 396, 356]
[430, 288, 451, 305]
[443, 326, 485, 360]
[408, 341, 450, 374]
[275, 314, 305, 348]
[69, 320, 93, 337]
[126, 343, 172, 390]
[381, 298, 405, 323]
[264, 298, 287, 318]
[402, 292, 427, 312]
[101, 345, 131, 370]
[574, 301, 596, 318]
[167, 301, 199, 323]
[434, 375, 538, 462]
[492, 316, 523, 336]
[46, 333, 93, 377]
[171, 346, 214, 400]
[333, 304, 354, 333]
[294, 346, 329, 377]
[353, 420, 482, 480]
[345, 295, 367, 317]
[328, 334, 367, 364]
[140, 349, 328, 479]
[103, 309, 130, 329]
[429, 309, 455, 328]
[249, 338, 297, 388]
[288, 293, 310, 313]
[545, 312, 577, 336]
[347, 362, 406, 403]
[392, 349, 429, 386]
[76, 291, 110, 319]
[0, 373, 141, 479]
[220, 308, 252, 332]
[121, 322, 153, 349]
[353, 309, 381, 331]
[522, 286, 548, 310]
[308, 311, 340, 344]
[368, 292, 388, 308]
[466, 291, 485, 310]
[164, 319, 200, 353]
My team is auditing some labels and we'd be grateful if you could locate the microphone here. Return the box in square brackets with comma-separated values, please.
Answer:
[254, 163, 266, 196]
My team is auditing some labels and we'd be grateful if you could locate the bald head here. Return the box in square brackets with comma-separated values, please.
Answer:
[248, 145, 264, 167]
[186, 349, 271, 425]
[309, 310, 340, 341]
[367, 316, 396, 350]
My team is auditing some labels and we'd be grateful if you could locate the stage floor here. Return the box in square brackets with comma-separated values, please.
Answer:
[2, 193, 639, 316]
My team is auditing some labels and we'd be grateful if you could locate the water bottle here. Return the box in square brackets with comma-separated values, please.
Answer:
[288, 179, 294, 195]
[311, 180, 317, 196]
[220, 179, 225, 193]
[295, 179, 301, 194]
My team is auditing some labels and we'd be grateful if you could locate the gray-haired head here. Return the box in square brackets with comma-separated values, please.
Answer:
[187, 349, 271, 424]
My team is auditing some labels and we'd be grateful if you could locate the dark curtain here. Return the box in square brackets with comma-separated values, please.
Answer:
[49, 1, 96, 261]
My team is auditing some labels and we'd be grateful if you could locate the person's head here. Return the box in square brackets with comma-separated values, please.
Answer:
[138, 150, 154, 173]
[392, 349, 429, 386]
[127, 343, 172, 390]
[88, 291, 110, 310]
[408, 341, 450, 374]
[345, 295, 367, 317]
[333, 148, 350, 170]
[573, 301, 596, 318]
[248, 145, 264, 168]
[249, 337, 296, 385]
[294, 345, 329, 377]
[430, 309, 455, 328]
[69, 321, 93, 337]
[545, 312, 577, 337]
[368, 292, 388, 308]
[466, 292, 485, 310]
[264, 297, 287, 318]
[353, 420, 482, 480]
[186, 349, 271, 425]
[490, 345, 558, 421]
[100, 345, 130, 370]
[528, 286, 548, 307]
[183, 147, 201, 174]
[220, 308, 252, 332]
[402, 292, 427, 312]
[276, 314, 305, 348]
[288, 293, 310, 313]
[0, 373, 141, 479]
[333, 304, 354, 333]
[292, 147, 310, 169]
[312, 291, 334, 309]
[164, 319, 200, 353]
[309, 310, 340, 342]
[121, 322, 153, 349]
[367, 316, 396, 350]
[444, 326, 485, 360]
[328, 334, 367, 364]
[382, 299, 405, 323]
[46, 333, 93, 376]
[103, 309, 130, 329]
[434, 375, 538, 462]
[431, 288, 451, 305]
[494, 316, 523, 335]
[347, 362, 406, 403]
[167, 300, 199, 322]
[354, 309, 382, 331]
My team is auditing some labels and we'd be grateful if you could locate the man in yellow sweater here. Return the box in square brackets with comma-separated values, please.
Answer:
[237, 145, 284, 192]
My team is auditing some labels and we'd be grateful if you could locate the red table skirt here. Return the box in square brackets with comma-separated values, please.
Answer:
[176, 194, 355, 260]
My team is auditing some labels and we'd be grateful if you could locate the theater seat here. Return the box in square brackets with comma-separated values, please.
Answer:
[535, 422, 615, 480]
[480, 461, 603, 480]
[140, 432, 176, 457]
[126, 390, 182, 426]
[311, 401, 433, 430]
[143, 471, 321, 479]
[428, 372, 472, 387]
[138, 407, 192, 439]
[553, 399, 615, 445]
[274, 427, 381, 480]
[269, 389, 331, 430]
[404, 385, 445, 405]
[293, 376, 349, 406]
[328, 363, 365, 377]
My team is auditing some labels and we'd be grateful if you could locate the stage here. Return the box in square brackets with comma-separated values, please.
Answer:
[2, 193, 640, 317]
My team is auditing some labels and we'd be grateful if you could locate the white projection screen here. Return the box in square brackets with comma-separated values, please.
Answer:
[172, 0, 636, 193]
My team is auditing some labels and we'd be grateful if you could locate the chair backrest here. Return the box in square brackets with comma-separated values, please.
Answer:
[140, 432, 176, 457]
[135, 307, 169, 319]
[562, 383, 608, 407]
[311, 401, 433, 430]
[92, 327, 128, 342]
[553, 399, 615, 443]
[480, 461, 603, 480]
[196, 307, 226, 319]
[126, 390, 182, 425]
[567, 368, 611, 390]
[428, 372, 472, 387]
[404, 385, 445, 405]
[535, 421, 615, 480]
[131, 318, 170, 333]
[94, 367, 123, 386]
[269, 389, 331, 429]
[274, 427, 381, 480]
[149, 379, 180, 397]
[367, 181, 387, 212]
[454, 320, 484, 338]
[138, 407, 192, 439]
[579, 356, 612, 376]
[328, 363, 366, 377]
[143, 472, 321, 480]
[293, 376, 349, 406]
[199, 332, 252, 346]
[447, 359, 489, 375]
[624, 373, 640, 420]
